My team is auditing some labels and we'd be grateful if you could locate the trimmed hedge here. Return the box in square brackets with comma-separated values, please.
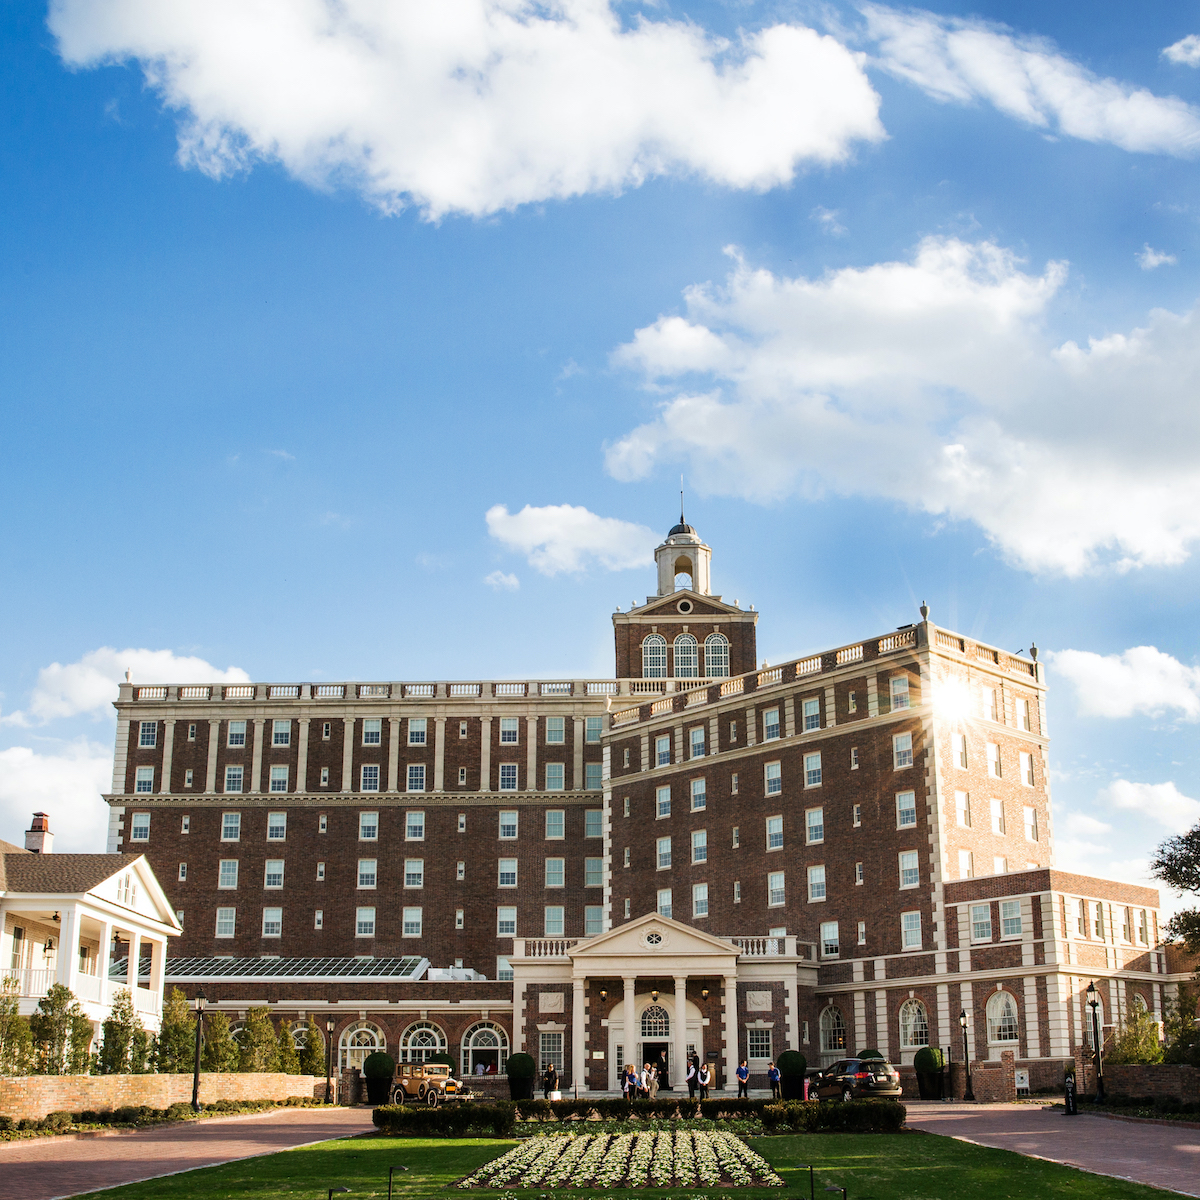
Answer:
[761, 1099, 906, 1134]
[372, 1102, 517, 1138]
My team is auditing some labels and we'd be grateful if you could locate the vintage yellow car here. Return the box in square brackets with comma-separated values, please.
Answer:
[390, 1061, 470, 1106]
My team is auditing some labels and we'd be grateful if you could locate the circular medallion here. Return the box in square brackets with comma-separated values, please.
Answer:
[676, 599, 693, 614]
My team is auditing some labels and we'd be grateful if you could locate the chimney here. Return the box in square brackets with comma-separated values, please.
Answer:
[25, 812, 53, 854]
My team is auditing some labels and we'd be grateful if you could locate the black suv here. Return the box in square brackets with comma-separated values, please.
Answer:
[812, 1058, 902, 1102]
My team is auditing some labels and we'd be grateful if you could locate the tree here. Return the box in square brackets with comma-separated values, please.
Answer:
[0, 977, 34, 1075]
[200, 1010, 240, 1073]
[1163, 985, 1200, 1068]
[276, 1019, 300, 1074]
[29, 984, 92, 1075]
[156, 988, 196, 1074]
[1105, 1008, 1164, 1065]
[299, 1023, 325, 1078]
[99, 988, 146, 1074]
[1152, 823, 1200, 954]
[238, 1006, 280, 1073]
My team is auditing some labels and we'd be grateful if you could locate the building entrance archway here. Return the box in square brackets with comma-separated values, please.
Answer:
[606, 994, 703, 1091]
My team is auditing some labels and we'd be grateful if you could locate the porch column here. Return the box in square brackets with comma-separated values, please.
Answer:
[127, 930, 142, 991]
[54, 904, 81, 993]
[623, 975, 636, 1070]
[147, 937, 166, 1016]
[100, 920, 114, 1007]
[572, 977, 587, 1092]
[673, 976, 688, 1090]
[722, 974, 738, 1092]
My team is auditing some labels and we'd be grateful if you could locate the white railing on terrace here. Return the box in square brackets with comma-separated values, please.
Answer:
[313, 684, 344, 698]
[630, 680, 666, 695]
[494, 683, 527, 697]
[757, 667, 782, 686]
[135, 686, 166, 700]
[224, 684, 255, 699]
[513, 938, 581, 958]
[540, 682, 572, 695]
[404, 684, 434, 698]
[720, 678, 744, 696]
[650, 697, 673, 715]
[74, 972, 103, 1003]
[936, 630, 965, 652]
[271, 685, 300, 698]
[795, 656, 821, 676]
[878, 629, 917, 652]
[8, 967, 57, 998]
[611, 708, 640, 726]
[730, 935, 800, 958]
[836, 644, 863, 665]
[179, 685, 210, 700]
[587, 682, 618, 695]
[449, 684, 481, 697]
[358, 684, 389, 698]
[685, 688, 708, 707]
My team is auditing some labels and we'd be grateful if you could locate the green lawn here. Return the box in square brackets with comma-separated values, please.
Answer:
[81, 1132, 1181, 1200]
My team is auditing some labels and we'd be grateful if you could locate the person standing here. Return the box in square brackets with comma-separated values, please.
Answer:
[698, 1061, 711, 1099]
[767, 1061, 781, 1100]
[686, 1055, 698, 1099]
[646, 1061, 659, 1100]
[542, 1062, 558, 1099]
[736, 1059, 750, 1098]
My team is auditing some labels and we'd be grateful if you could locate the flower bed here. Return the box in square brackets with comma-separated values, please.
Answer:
[455, 1129, 785, 1189]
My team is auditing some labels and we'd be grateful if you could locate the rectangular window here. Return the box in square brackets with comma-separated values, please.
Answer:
[959, 849, 973, 878]
[316, 861, 325, 880]
[362, 718, 381, 745]
[130, 812, 150, 840]
[585, 762, 603, 791]
[901, 910, 922, 950]
[545, 810, 565, 839]
[766, 762, 783, 794]
[318, 813, 327, 833]
[853, 804, 862, 827]
[763, 708, 780, 740]
[745, 1027, 771, 1059]
[215, 907, 235, 938]
[858, 920, 866, 945]
[987, 742, 1001, 778]
[990, 799, 1005, 835]
[398, 858, 422, 888]
[134, 767, 154, 794]
[264, 859, 284, 888]
[692, 882, 709, 917]
[267, 812, 287, 840]
[322, 722, 330, 740]
[734, 880, 741, 903]
[893, 732, 914, 768]
[954, 732, 968, 769]
[766, 815, 784, 850]
[986, 687, 999, 721]
[545, 762, 565, 791]
[624, 846, 631, 868]
[262, 907, 282, 937]
[730, 720, 738, 741]
[406, 764, 424, 792]
[854, 861, 864, 885]
[500, 717, 519, 743]
[896, 790, 917, 828]
[458, 812, 467, 833]
[805, 807, 824, 844]
[971, 903, 992, 940]
[624, 897, 632, 919]
[545, 858, 565, 887]
[540, 1031, 564, 1072]
[1020, 697, 1032, 731]
[218, 859, 238, 889]
[994, 856, 1008, 875]
[458, 767, 467, 786]
[359, 811, 379, 840]
[956, 790, 971, 827]
[1139, 909, 1149, 944]
[807, 865, 824, 901]
[769, 871, 786, 907]
[354, 907, 376, 937]
[690, 726, 705, 758]
[731, 772, 739, 794]
[820, 921, 839, 957]
[585, 857, 603, 887]
[803, 697, 820, 731]
[850, 746, 859, 770]
[1020, 751, 1035, 787]
[544, 906, 565, 936]
[223, 765, 243, 793]
[270, 765, 289, 793]
[497, 955, 514, 980]
[804, 752, 822, 787]
[899, 850, 920, 888]
[272, 719, 291, 746]
[1001, 899, 1022, 938]
[499, 811, 518, 838]
[585, 809, 603, 838]
[222, 812, 241, 841]
[585, 716, 603, 744]
[139, 720, 157, 748]
[1094, 902, 1105, 939]
[405, 811, 425, 840]
[657, 888, 672, 918]
[657, 837, 672, 869]
[656, 786, 671, 818]
[498, 858, 517, 887]
[732, 825, 740, 847]
[457, 860, 465, 880]
[656, 735, 671, 766]
[402, 907, 422, 937]
[848, 691, 857, 714]
[178, 862, 187, 881]
[690, 778, 706, 811]
[623, 749, 631, 769]
[357, 858, 377, 888]
[314, 909, 323, 929]
[499, 764, 518, 791]
[227, 720, 246, 748]
[408, 718, 427, 745]
[187, 723, 196, 741]
[497, 907, 516, 936]
[184, 769, 193, 788]
[459, 721, 468, 739]
[320, 767, 330, 788]
[890, 676, 910, 711]
[692, 829, 708, 863]
[1024, 805, 1038, 841]
[545, 716, 565, 745]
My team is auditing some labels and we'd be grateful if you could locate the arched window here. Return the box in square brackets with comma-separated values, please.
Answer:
[1132, 992, 1148, 1014]
[899, 999, 929, 1049]
[461, 1021, 509, 1076]
[400, 1020, 447, 1063]
[986, 991, 1020, 1043]
[640, 1005, 670, 1037]
[704, 633, 729, 678]
[674, 634, 698, 679]
[673, 555, 694, 591]
[819, 1006, 846, 1054]
[642, 634, 667, 679]
[339, 1020, 385, 1070]
[228, 1021, 246, 1048]
[292, 1021, 317, 1051]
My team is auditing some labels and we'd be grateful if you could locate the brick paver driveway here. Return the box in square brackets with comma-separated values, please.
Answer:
[0, 1105, 375, 1200]
[904, 1100, 1200, 1196]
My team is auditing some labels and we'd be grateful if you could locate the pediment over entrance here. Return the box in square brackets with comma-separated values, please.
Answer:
[568, 912, 739, 978]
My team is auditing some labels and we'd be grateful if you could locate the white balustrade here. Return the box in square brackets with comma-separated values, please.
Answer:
[135, 686, 166, 700]
[449, 684, 481, 697]
[358, 684, 389, 698]
[179, 685, 211, 700]
[224, 684, 255, 699]
[719, 678, 744, 697]
[630, 680, 666, 695]
[795, 657, 821, 676]
[586, 682, 618, 695]
[493, 683, 527, 696]
[611, 708, 639, 726]
[403, 684, 434, 698]
[270, 685, 301, 698]
[878, 629, 916, 653]
[540, 682, 573, 695]
[835, 644, 863, 665]
[650, 697, 673, 715]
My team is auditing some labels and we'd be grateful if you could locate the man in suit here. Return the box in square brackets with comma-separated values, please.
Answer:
[686, 1055, 698, 1098]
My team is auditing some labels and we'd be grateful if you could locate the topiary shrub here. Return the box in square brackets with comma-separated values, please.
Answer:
[914, 1046, 945, 1099]
[858, 1048, 884, 1060]
[362, 1050, 396, 1104]
[428, 1051, 457, 1072]
[505, 1052, 536, 1100]
[776, 1050, 807, 1100]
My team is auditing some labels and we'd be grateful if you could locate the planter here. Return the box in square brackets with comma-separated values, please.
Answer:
[507, 1076, 535, 1101]
[780, 1075, 806, 1101]
[916, 1071, 944, 1100]
[365, 1076, 391, 1105]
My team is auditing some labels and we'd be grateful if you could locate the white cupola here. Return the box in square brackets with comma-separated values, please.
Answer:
[654, 508, 712, 597]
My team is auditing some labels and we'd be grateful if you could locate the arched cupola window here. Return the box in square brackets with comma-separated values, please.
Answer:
[642, 634, 667, 679]
[674, 634, 698, 678]
[704, 633, 729, 678]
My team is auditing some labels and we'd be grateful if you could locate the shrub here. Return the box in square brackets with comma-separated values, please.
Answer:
[505, 1052, 536, 1079]
[858, 1048, 884, 1060]
[913, 1047, 944, 1073]
[761, 1099, 904, 1134]
[372, 1102, 516, 1138]
[362, 1051, 395, 1080]
[41, 1111, 72, 1131]
[18, 1118, 39, 1131]
[428, 1051, 457, 1071]
[0, 1115, 12, 1132]
[166, 1102, 196, 1120]
[776, 1050, 807, 1076]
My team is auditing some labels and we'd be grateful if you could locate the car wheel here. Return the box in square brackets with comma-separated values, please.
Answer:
[842, 1087, 854, 1104]
[426, 1089, 440, 1107]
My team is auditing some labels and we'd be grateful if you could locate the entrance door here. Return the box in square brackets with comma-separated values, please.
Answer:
[643, 1043, 670, 1089]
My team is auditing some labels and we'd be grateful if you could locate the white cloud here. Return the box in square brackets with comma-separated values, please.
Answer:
[1164, 35, 1200, 67]
[862, 5, 1200, 156]
[607, 237, 1200, 575]
[486, 503, 656, 575]
[811, 206, 847, 235]
[0, 741, 113, 853]
[484, 570, 521, 591]
[48, 0, 884, 219]
[1139, 244, 1177, 269]
[1100, 778, 1200, 834]
[1047, 646, 1200, 719]
[2, 647, 250, 726]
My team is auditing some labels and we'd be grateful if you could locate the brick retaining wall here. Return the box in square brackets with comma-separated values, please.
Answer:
[0, 1073, 321, 1122]
[1104, 1063, 1200, 1102]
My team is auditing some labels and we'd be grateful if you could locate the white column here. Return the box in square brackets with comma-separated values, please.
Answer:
[526, 717, 538, 790]
[159, 720, 176, 794]
[673, 976, 688, 1089]
[147, 936, 166, 1005]
[341, 717, 355, 792]
[250, 719, 265, 793]
[387, 717, 401, 792]
[623, 975, 636, 1070]
[572, 977, 587, 1092]
[127, 929, 142, 992]
[296, 718, 310, 793]
[100, 920, 114, 1008]
[434, 718, 446, 792]
[573, 717, 584, 791]
[722, 974, 737, 1092]
[479, 717, 492, 792]
[54, 904, 81, 993]
[205, 720, 220, 792]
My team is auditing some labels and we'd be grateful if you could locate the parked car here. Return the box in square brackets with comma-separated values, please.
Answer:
[812, 1058, 902, 1102]
[390, 1062, 472, 1106]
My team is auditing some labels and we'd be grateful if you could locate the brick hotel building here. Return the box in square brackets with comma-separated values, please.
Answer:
[94, 516, 1191, 1092]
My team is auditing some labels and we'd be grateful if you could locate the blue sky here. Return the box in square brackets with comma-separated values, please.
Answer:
[2, 0, 1200, 914]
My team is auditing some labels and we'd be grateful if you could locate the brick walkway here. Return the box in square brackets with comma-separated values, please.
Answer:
[0, 1106, 375, 1200]
[904, 1101, 1200, 1196]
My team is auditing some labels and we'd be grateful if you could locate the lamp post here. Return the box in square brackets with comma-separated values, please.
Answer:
[824, 1187, 847, 1200]
[387, 1165, 408, 1200]
[326, 1017, 336, 1105]
[191, 991, 207, 1112]
[1086, 982, 1105, 1103]
[327, 1188, 349, 1200]
[794, 1163, 815, 1200]
[959, 1009, 974, 1102]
